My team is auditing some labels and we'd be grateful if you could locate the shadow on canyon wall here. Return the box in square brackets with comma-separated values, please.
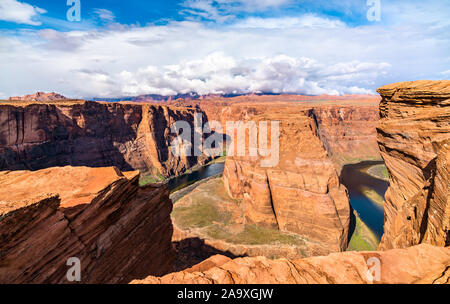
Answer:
[0, 102, 219, 174]
[173, 238, 246, 272]
[0, 103, 139, 171]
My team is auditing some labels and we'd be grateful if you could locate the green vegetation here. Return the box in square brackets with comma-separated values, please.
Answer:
[139, 173, 165, 187]
[364, 164, 389, 181]
[206, 224, 304, 246]
[347, 212, 379, 251]
[359, 185, 384, 206]
[172, 201, 230, 229]
[172, 178, 306, 247]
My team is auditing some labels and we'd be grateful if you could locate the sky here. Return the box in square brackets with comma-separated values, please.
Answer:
[0, 0, 449, 99]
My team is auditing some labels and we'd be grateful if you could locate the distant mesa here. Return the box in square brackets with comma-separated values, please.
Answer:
[8, 92, 68, 102]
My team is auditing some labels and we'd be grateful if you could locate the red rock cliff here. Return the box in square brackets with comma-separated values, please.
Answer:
[171, 95, 381, 166]
[0, 166, 175, 283]
[0, 101, 210, 177]
[377, 80, 450, 250]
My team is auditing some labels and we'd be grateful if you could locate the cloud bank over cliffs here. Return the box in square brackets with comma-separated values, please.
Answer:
[0, 0, 448, 98]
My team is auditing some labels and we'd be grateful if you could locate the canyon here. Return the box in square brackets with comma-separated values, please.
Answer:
[0, 100, 210, 177]
[0, 81, 449, 284]
[136, 80, 449, 284]
[170, 95, 381, 257]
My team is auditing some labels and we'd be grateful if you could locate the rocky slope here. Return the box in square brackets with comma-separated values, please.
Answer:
[132, 244, 450, 284]
[0, 166, 175, 283]
[0, 100, 210, 177]
[377, 80, 450, 250]
[223, 111, 351, 253]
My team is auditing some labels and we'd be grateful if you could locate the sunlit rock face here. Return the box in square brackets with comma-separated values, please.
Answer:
[0, 166, 175, 284]
[222, 110, 351, 254]
[131, 244, 450, 284]
[377, 80, 450, 250]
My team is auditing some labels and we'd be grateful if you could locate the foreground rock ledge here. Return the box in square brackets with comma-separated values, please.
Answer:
[131, 244, 449, 284]
[0, 166, 175, 284]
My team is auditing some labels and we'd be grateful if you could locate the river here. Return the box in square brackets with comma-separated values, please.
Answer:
[340, 161, 388, 239]
[169, 160, 388, 240]
[168, 162, 226, 192]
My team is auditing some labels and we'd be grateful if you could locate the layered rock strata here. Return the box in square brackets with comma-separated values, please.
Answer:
[171, 95, 381, 166]
[0, 166, 175, 283]
[377, 80, 450, 250]
[132, 244, 450, 284]
[0, 101, 210, 176]
[223, 112, 351, 253]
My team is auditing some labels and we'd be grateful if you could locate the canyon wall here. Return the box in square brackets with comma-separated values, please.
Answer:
[311, 106, 380, 166]
[172, 95, 381, 166]
[223, 111, 351, 253]
[0, 166, 175, 283]
[132, 244, 450, 284]
[0, 101, 210, 177]
[377, 80, 450, 250]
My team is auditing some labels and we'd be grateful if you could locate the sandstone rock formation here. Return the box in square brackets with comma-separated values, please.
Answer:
[0, 166, 175, 283]
[170, 94, 381, 167]
[131, 244, 450, 284]
[377, 80, 450, 250]
[0, 100, 210, 177]
[311, 106, 380, 166]
[8, 92, 68, 102]
[167, 95, 380, 255]
[223, 111, 351, 253]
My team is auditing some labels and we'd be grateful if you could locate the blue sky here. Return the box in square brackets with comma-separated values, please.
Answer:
[0, 0, 449, 98]
[0, 0, 377, 30]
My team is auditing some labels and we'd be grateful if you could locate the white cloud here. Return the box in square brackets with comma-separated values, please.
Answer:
[0, 1, 449, 99]
[233, 15, 345, 29]
[113, 52, 388, 96]
[0, 0, 46, 25]
[94, 9, 115, 22]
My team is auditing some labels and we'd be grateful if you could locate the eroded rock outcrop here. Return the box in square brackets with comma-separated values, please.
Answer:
[0, 100, 210, 177]
[131, 244, 450, 284]
[377, 80, 450, 250]
[0, 166, 175, 283]
[223, 111, 351, 253]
